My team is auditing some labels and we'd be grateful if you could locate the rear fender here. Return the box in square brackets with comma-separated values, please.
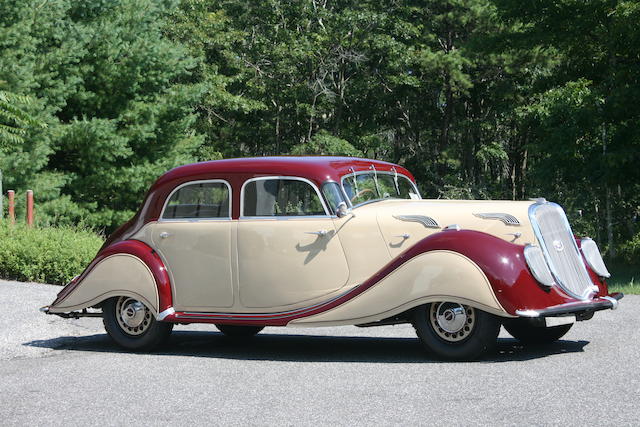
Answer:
[48, 240, 173, 316]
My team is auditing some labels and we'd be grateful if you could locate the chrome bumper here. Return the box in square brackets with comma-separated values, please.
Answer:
[515, 293, 624, 318]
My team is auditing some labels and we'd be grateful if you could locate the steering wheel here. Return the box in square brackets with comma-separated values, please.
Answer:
[350, 188, 376, 203]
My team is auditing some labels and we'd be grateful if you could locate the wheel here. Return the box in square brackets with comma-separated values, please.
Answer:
[503, 318, 572, 344]
[103, 296, 173, 351]
[215, 324, 264, 337]
[412, 302, 500, 360]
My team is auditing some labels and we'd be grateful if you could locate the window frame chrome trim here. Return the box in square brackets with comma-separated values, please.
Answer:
[239, 175, 331, 219]
[340, 170, 421, 208]
[528, 201, 595, 300]
[159, 179, 232, 222]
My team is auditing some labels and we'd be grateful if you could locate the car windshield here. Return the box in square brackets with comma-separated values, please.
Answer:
[342, 172, 420, 206]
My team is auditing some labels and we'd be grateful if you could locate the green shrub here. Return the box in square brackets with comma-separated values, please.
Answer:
[619, 232, 640, 264]
[0, 222, 104, 285]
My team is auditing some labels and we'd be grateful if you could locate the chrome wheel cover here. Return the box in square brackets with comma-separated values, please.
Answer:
[429, 302, 476, 342]
[116, 297, 152, 336]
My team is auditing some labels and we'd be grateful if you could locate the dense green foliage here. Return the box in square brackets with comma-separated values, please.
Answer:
[0, 222, 103, 284]
[0, 0, 639, 260]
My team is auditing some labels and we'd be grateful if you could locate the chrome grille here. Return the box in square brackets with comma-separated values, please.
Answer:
[528, 202, 595, 300]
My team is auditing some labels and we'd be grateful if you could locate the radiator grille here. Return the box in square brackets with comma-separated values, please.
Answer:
[529, 202, 595, 299]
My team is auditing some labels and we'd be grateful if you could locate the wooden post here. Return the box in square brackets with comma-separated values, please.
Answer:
[26, 190, 34, 227]
[8, 190, 15, 224]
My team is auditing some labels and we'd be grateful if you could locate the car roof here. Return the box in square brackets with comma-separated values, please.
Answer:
[155, 156, 415, 186]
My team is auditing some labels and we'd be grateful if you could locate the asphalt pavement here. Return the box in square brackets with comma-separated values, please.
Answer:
[0, 279, 638, 426]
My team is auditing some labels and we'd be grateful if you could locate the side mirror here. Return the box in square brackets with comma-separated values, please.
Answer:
[336, 201, 353, 218]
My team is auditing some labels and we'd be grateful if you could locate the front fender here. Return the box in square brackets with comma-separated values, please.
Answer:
[290, 249, 508, 326]
[48, 240, 173, 316]
[292, 229, 595, 326]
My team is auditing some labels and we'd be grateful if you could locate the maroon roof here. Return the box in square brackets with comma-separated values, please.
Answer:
[102, 156, 415, 248]
[153, 156, 414, 188]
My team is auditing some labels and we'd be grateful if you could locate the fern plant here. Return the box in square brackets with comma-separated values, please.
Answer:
[0, 87, 45, 145]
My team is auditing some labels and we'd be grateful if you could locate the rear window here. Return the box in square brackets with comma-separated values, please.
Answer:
[162, 181, 230, 219]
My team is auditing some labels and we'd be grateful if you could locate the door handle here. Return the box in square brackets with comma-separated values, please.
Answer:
[394, 233, 410, 239]
[159, 231, 170, 239]
[305, 230, 328, 237]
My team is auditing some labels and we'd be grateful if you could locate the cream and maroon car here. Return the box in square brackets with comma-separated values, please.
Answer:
[41, 157, 623, 360]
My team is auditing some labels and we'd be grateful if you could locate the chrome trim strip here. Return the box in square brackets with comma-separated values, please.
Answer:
[157, 307, 175, 321]
[240, 176, 330, 219]
[176, 287, 355, 321]
[601, 296, 619, 310]
[515, 309, 541, 318]
[393, 214, 439, 229]
[473, 212, 521, 226]
[160, 179, 232, 221]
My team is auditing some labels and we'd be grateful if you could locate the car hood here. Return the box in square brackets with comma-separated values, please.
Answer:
[361, 199, 539, 247]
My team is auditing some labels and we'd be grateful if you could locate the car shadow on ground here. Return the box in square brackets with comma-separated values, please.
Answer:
[24, 330, 589, 363]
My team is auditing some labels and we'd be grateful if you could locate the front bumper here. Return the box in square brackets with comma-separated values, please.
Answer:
[515, 292, 623, 319]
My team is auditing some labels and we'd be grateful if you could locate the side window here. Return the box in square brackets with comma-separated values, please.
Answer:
[162, 181, 230, 219]
[243, 179, 326, 217]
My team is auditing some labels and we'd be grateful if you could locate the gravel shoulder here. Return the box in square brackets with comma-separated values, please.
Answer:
[1, 280, 638, 425]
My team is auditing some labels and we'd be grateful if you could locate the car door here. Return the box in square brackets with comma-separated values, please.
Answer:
[150, 180, 234, 311]
[237, 177, 350, 309]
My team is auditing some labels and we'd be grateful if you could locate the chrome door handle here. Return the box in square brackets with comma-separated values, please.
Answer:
[305, 230, 328, 237]
[159, 231, 170, 239]
[394, 233, 410, 239]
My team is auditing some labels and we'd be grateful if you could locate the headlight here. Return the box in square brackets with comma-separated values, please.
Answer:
[580, 238, 611, 278]
[524, 244, 555, 288]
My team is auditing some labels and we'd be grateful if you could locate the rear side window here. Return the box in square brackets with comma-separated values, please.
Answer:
[243, 178, 326, 217]
[162, 181, 230, 219]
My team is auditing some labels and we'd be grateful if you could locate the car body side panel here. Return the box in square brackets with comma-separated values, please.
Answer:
[48, 254, 159, 314]
[289, 250, 507, 326]
[134, 221, 235, 311]
[237, 218, 349, 308]
[332, 210, 392, 286]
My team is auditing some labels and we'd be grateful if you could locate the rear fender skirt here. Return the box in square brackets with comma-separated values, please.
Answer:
[50, 240, 173, 314]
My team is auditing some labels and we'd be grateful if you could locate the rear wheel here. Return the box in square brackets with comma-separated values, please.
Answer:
[215, 324, 264, 338]
[103, 297, 173, 351]
[412, 302, 500, 360]
[503, 319, 572, 344]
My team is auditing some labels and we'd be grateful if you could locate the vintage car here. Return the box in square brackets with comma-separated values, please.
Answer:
[41, 156, 623, 360]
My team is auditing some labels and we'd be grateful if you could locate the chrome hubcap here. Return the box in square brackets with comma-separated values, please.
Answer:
[116, 297, 152, 336]
[430, 302, 475, 342]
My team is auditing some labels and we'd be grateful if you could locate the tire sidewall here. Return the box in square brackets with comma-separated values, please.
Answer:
[413, 303, 500, 360]
[103, 297, 173, 351]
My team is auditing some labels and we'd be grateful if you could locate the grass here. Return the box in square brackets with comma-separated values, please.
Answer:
[607, 262, 640, 295]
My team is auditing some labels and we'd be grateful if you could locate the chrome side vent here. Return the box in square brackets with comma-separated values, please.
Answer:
[474, 212, 521, 226]
[393, 214, 439, 229]
[529, 202, 596, 300]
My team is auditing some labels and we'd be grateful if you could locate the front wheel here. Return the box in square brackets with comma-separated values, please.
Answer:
[412, 302, 500, 360]
[103, 297, 173, 351]
[503, 319, 572, 344]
